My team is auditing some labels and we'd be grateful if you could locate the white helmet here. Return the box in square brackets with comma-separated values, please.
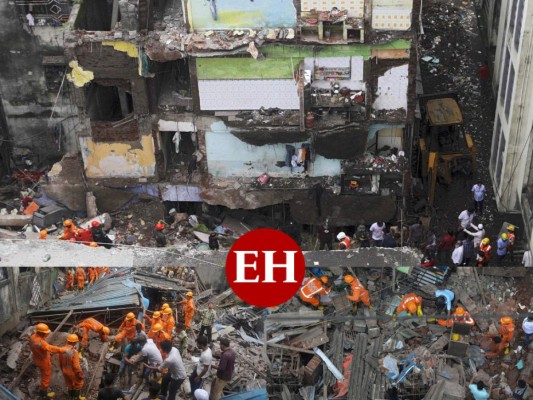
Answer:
[337, 232, 346, 241]
[477, 224, 483, 230]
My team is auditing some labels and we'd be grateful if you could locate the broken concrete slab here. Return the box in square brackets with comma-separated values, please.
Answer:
[6, 341, 24, 369]
[0, 214, 32, 227]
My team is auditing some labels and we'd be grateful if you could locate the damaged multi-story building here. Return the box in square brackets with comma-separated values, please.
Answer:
[4, 0, 421, 226]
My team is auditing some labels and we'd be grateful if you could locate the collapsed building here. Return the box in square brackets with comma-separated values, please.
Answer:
[1, 0, 421, 225]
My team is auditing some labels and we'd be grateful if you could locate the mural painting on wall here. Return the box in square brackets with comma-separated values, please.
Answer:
[189, 0, 297, 30]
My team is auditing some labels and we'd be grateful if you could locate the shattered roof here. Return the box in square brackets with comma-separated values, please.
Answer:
[132, 270, 188, 292]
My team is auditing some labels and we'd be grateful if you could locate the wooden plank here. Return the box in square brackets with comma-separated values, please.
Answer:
[473, 269, 487, 305]
[266, 342, 315, 355]
[9, 309, 74, 391]
[84, 342, 109, 396]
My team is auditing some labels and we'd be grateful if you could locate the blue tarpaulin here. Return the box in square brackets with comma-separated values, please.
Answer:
[221, 389, 267, 400]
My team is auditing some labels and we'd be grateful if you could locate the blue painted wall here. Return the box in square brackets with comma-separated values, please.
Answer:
[205, 121, 341, 178]
[188, 0, 297, 30]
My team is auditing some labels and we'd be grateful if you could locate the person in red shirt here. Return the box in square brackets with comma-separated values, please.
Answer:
[438, 230, 456, 265]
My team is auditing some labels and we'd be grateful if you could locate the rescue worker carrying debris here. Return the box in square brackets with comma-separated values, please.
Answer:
[161, 307, 176, 336]
[147, 323, 171, 351]
[336, 232, 351, 250]
[437, 306, 474, 327]
[74, 317, 110, 347]
[393, 293, 423, 320]
[58, 334, 84, 400]
[299, 276, 331, 309]
[113, 312, 144, 347]
[178, 292, 195, 330]
[59, 219, 77, 240]
[30, 323, 67, 399]
[75, 267, 86, 291]
[487, 316, 515, 358]
[343, 274, 372, 312]
[65, 270, 74, 290]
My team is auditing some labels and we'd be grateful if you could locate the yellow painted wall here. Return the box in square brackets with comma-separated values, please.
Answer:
[80, 134, 156, 178]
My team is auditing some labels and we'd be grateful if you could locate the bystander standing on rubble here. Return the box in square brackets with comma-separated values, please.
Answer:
[458, 208, 475, 230]
[370, 221, 385, 246]
[382, 229, 397, 248]
[451, 240, 463, 268]
[97, 373, 126, 400]
[496, 233, 509, 266]
[159, 340, 186, 400]
[189, 336, 212, 398]
[438, 230, 456, 265]
[26, 11, 35, 34]
[423, 229, 437, 258]
[468, 373, 491, 400]
[408, 220, 424, 248]
[461, 235, 474, 266]
[210, 338, 236, 400]
[464, 223, 485, 249]
[512, 379, 530, 400]
[317, 220, 334, 250]
[522, 313, 533, 346]
[198, 303, 216, 344]
[354, 222, 370, 247]
[471, 181, 487, 216]
[118, 338, 142, 384]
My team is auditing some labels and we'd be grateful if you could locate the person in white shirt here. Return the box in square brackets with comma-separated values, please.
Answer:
[522, 250, 533, 267]
[26, 11, 35, 33]
[522, 313, 533, 346]
[369, 221, 385, 247]
[464, 223, 485, 248]
[190, 335, 212, 398]
[127, 337, 162, 384]
[451, 240, 463, 266]
[458, 208, 475, 230]
[471, 182, 487, 216]
[159, 340, 186, 400]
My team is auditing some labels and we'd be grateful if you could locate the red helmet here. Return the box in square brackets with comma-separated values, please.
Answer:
[91, 221, 100, 227]
[155, 223, 165, 231]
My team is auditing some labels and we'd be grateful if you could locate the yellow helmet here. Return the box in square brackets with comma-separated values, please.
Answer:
[343, 275, 354, 284]
[501, 316, 513, 325]
[63, 219, 73, 227]
[67, 334, 79, 343]
[102, 327, 110, 335]
[36, 323, 51, 334]
[163, 308, 173, 315]
[186, 291, 193, 297]
[455, 307, 465, 316]
[501, 233, 509, 240]
[161, 303, 170, 310]
[153, 311, 161, 318]
[126, 312, 135, 320]
[481, 238, 490, 245]
[152, 323, 163, 332]
[507, 225, 515, 232]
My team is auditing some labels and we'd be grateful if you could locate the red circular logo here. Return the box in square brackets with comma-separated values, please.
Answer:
[226, 228, 306, 308]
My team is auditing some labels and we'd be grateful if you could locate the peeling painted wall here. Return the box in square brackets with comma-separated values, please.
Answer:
[205, 121, 341, 178]
[187, 0, 297, 30]
[372, 64, 409, 110]
[79, 134, 156, 178]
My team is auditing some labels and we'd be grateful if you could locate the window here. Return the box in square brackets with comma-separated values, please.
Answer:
[0, 267, 8, 281]
[514, 0, 524, 49]
[86, 82, 133, 122]
[509, 0, 518, 30]
[500, 49, 510, 103]
[490, 115, 501, 169]
[16, 0, 71, 25]
[504, 65, 515, 118]
[495, 134, 506, 189]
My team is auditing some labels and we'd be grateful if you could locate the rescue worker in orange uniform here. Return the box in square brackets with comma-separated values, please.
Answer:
[299, 276, 331, 309]
[344, 274, 372, 312]
[65, 270, 74, 290]
[114, 312, 144, 345]
[178, 292, 195, 330]
[143, 310, 162, 328]
[479, 238, 492, 263]
[161, 303, 170, 311]
[95, 266, 104, 279]
[147, 323, 171, 350]
[58, 334, 84, 400]
[87, 267, 97, 285]
[506, 225, 516, 262]
[74, 317, 110, 347]
[74, 227, 94, 245]
[160, 308, 175, 336]
[75, 267, 86, 291]
[393, 293, 423, 320]
[437, 306, 475, 327]
[30, 323, 66, 398]
[487, 316, 515, 358]
[60, 219, 77, 241]
[337, 232, 351, 250]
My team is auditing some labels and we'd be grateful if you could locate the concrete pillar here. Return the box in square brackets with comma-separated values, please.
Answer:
[118, 89, 130, 118]
[111, 0, 120, 29]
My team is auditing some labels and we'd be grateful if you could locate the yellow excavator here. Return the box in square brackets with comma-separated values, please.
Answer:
[418, 93, 476, 206]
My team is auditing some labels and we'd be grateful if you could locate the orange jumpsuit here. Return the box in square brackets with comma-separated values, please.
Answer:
[115, 318, 143, 343]
[148, 330, 172, 350]
[346, 277, 371, 307]
[65, 272, 74, 290]
[95, 267, 104, 278]
[438, 311, 475, 327]
[480, 243, 492, 262]
[30, 333, 65, 390]
[161, 314, 175, 336]
[500, 322, 515, 343]
[299, 278, 330, 307]
[75, 318, 109, 346]
[396, 293, 422, 314]
[144, 315, 162, 328]
[88, 267, 97, 285]
[180, 299, 195, 330]
[75, 267, 86, 289]
[58, 346, 84, 390]
[60, 225, 77, 241]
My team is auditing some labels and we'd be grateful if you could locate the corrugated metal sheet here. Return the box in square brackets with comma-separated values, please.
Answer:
[132, 271, 188, 292]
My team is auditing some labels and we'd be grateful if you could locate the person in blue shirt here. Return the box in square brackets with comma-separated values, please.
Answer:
[496, 233, 509, 266]
[468, 373, 491, 400]
[435, 289, 455, 317]
[118, 338, 143, 379]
